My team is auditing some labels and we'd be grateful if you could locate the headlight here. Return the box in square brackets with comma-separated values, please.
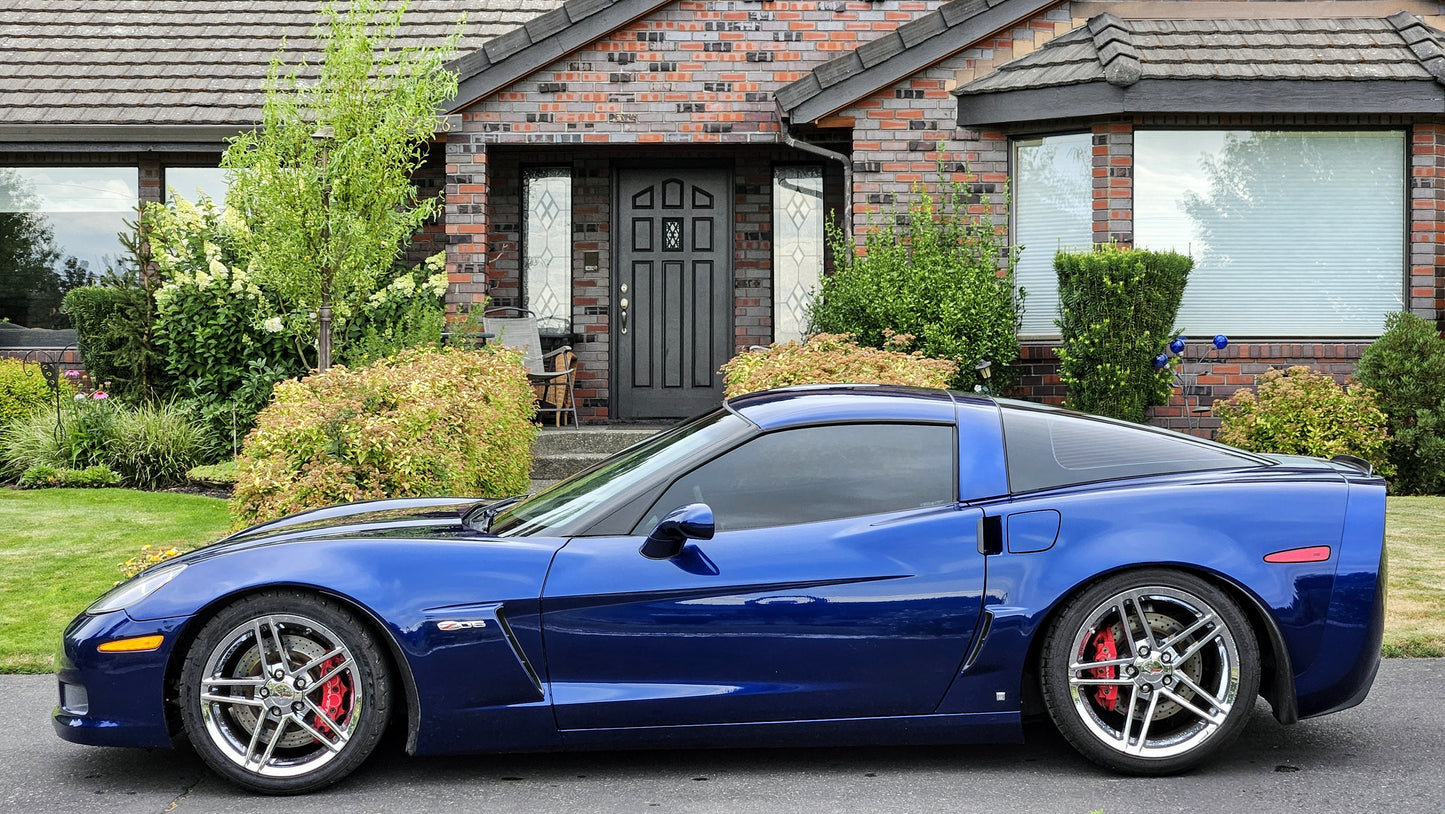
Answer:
[88, 564, 187, 614]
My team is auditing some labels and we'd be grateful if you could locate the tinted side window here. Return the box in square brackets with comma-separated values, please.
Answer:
[1001, 407, 1262, 493]
[635, 423, 956, 533]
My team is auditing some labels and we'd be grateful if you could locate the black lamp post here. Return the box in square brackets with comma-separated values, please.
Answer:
[312, 125, 334, 371]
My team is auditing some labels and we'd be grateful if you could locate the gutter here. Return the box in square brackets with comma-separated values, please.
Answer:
[776, 103, 852, 240]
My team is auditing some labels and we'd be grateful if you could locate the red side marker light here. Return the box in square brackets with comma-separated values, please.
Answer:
[1264, 546, 1332, 564]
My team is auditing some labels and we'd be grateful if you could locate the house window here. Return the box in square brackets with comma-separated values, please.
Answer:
[0, 166, 138, 329]
[522, 166, 572, 335]
[1012, 133, 1093, 337]
[772, 165, 823, 343]
[164, 167, 228, 205]
[1135, 130, 1404, 336]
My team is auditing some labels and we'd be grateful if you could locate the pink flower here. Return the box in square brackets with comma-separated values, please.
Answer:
[64, 369, 81, 378]
[91, 391, 109, 401]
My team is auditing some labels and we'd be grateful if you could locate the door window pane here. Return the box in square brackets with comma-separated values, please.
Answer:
[0, 166, 137, 329]
[638, 423, 956, 533]
[523, 167, 572, 335]
[773, 165, 824, 343]
[1013, 133, 1093, 337]
[1135, 130, 1404, 336]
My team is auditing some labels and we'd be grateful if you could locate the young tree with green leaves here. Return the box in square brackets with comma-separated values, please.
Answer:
[222, 0, 461, 370]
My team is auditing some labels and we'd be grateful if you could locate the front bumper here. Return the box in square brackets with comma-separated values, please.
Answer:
[52, 610, 187, 748]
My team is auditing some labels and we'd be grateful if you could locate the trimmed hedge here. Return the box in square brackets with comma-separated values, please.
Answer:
[720, 333, 957, 398]
[1054, 246, 1192, 423]
[232, 346, 538, 528]
[1354, 312, 1445, 494]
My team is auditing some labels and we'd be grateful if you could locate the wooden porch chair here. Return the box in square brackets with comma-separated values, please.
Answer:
[482, 307, 581, 426]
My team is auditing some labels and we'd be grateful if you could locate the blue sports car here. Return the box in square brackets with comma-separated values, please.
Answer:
[54, 385, 1387, 794]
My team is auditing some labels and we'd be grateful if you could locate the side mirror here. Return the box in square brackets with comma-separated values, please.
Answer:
[640, 503, 714, 560]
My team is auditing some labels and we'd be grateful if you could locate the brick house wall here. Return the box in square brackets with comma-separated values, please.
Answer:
[448, 0, 933, 421]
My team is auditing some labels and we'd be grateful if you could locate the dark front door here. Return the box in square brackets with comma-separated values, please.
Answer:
[615, 168, 732, 419]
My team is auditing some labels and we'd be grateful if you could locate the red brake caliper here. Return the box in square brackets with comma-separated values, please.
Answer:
[1087, 627, 1120, 712]
[312, 656, 350, 739]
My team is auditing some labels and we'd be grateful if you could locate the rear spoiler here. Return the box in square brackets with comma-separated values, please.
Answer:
[1331, 454, 1374, 476]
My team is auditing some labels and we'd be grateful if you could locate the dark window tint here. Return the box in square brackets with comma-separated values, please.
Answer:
[636, 423, 956, 533]
[1001, 406, 1262, 493]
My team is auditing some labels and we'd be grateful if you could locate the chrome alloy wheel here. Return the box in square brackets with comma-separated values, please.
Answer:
[1064, 586, 1241, 760]
[196, 614, 363, 779]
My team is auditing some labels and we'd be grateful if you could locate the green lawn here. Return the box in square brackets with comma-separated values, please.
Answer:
[0, 490, 1440, 674]
[0, 488, 230, 673]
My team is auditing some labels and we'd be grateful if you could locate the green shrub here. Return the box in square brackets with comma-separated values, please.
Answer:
[17, 464, 121, 489]
[1, 399, 210, 488]
[1215, 366, 1391, 476]
[1054, 245, 1192, 423]
[720, 333, 957, 398]
[0, 358, 61, 429]
[1354, 312, 1445, 494]
[811, 180, 1022, 391]
[232, 346, 538, 528]
[187, 460, 238, 486]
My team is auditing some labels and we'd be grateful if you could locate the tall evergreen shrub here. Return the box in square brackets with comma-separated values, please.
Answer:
[1054, 246, 1192, 422]
[1354, 311, 1445, 494]
[810, 182, 1023, 392]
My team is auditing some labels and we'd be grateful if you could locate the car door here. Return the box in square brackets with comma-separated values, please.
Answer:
[540, 422, 987, 731]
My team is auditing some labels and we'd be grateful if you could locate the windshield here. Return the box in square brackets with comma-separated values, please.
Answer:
[490, 410, 747, 537]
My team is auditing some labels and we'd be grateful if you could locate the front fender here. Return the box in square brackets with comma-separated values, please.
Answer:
[126, 535, 568, 755]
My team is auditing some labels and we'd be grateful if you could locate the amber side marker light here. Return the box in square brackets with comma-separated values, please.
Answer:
[1263, 546, 1332, 564]
[97, 635, 165, 653]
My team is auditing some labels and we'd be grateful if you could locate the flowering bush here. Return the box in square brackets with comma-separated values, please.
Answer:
[232, 346, 538, 528]
[1215, 366, 1392, 477]
[336, 251, 449, 367]
[120, 543, 186, 579]
[720, 333, 957, 398]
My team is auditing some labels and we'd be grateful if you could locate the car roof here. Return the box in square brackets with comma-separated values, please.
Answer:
[724, 384, 991, 430]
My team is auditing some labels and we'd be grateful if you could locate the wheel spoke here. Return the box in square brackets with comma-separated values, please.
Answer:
[1175, 629, 1223, 665]
[251, 620, 274, 673]
[294, 646, 346, 680]
[1127, 691, 1162, 755]
[1070, 656, 1134, 672]
[205, 677, 265, 688]
[296, 700, 351, 752]
[1118, 686, 1142, 745]
[1158, 612, 1217, 653]
[202, 692, 264, 708]
[312, 657, 354, 687]
[1069, 676, 1134, 687]
[1126, 593, 1157, 650]
[251, 717, 288, 771]
[1162, 687, 1229, 726]
[1172, 669, 1226, 708]
[240, 710, 269, 770]
[268, 619, 290, 673]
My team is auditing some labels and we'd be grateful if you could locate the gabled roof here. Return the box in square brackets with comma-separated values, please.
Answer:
[0, 0, 559, 141]
[776, 0, 1063, 125]
[956, 12, 1445, 126]
[449, 0, 674, 112]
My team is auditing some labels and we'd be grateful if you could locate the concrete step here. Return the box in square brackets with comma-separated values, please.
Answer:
[529, 425, 665, 484]
[531, 426, 664, 456]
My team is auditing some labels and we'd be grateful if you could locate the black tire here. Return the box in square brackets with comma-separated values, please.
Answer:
[178, 590, 392, 794]
[1039, 569, 1259, 775]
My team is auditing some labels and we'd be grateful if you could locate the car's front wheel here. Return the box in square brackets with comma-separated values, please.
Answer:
[178, 591, 392, 794]
[1040, 569, 1259, 775]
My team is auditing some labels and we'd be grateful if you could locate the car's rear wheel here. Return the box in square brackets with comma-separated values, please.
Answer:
[179, 591, 391, 794]
[1040, 569, 1259, 775]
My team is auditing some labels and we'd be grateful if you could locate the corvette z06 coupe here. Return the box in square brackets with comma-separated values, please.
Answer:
[54, 386, 1386, 794]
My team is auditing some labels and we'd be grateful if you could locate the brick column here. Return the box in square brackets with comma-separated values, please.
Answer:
[444, 130, 490, 314]
[1091, 121, 1132, 246]
[1411, 123, 1445, 325]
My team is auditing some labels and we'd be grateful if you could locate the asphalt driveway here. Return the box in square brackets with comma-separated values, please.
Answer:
[4, 660, 1442, 813]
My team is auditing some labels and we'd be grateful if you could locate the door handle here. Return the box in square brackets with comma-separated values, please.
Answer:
[619, 297, 629, 335]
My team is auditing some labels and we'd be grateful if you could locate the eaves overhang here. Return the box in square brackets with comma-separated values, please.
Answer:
[448, 0, 674, 113]
[775, 0, 1065, 126]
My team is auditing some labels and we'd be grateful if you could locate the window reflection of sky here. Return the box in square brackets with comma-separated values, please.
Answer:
[0, 167, 137, 278]
[165, 167, 228, 206]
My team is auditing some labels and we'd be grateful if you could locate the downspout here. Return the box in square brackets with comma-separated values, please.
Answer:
[776, 101, 852, 241]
